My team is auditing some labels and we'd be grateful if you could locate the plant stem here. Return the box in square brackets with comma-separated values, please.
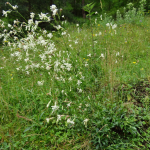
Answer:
[89, 14, 94, 53]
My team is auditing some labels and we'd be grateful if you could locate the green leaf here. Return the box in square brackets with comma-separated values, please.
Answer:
[83, 2, 95, 13]
[24, 126, 32, 133]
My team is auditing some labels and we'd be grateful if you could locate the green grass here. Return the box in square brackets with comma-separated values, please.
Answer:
[1, 9, 150, 149]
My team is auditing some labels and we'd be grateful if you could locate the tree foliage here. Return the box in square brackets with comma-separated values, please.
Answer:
[0, 0, 150, 22]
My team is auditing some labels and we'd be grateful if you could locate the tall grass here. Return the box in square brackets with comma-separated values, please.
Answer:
[1, 1, 150, 149]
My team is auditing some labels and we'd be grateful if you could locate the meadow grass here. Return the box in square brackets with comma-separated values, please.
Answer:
[1, 1, 150, 149]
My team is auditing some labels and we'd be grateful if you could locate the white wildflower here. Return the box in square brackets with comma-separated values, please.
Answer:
[37, 80, 44, 86]
[46, 66, 51, 70]
[74, 40, 78, 44]
[8, 24, 12, 27]
[50, 5, 57, 11]
[116, 52, 119, 56]
[43, 30, 47, 34]
[77, 80, 82, 86]
[87, 53, 91, 57]
[112, 24, 117, 29]
[83, 119, 89, 128]
[47, 33, 53, 38]
[62, 31, 66, 35]
[52, 9, 58, 16]
[85, 62, 88, 67]
[57, 115, 62, 123]
[68, 77, 72, 81]
[77, 88, 82, 93]
[67, 102, 71, 107]
[106, 23, 110, 27]
[26, 71, 30, 75]
[54, 25, 62, 30]
[99, 32, 102, 35]
[100, 53, 104, 58]
[2, 10, 11, 17]
[30, 12, 35, 19]
[67, 118, 75, 125]
[46, 117, 54, 123]
[51, 102, 59, 114]
[12, 5, 18, 10]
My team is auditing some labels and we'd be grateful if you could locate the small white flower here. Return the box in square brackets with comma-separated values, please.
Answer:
[87, 53, 91, 57]
[74, 40, 78, 44]
[47, 33, 53, 38]
[16, 68, 20, 71]
[43, 30, 47, 34]
[85, 103, 89, 107]
[67, 102, 71, 107]
[100, 53, 104, 58]
[28, 19, 33, 25]
[26, 71, 30, 75]
[8, 24, 12, 27]
[57, 115, 62, 123]
[80, 75, 85, 80]
[46, 66, 51, 70]
[68, 77, 72, 81]
[67, 118, 75, 125]
[112, 24, 117, 29]
[37, 80, 44, 86]
[77, 88, 82, 93]
[62, 15, 64, 18]
[51, 102, 59, 113]
[54, 25, 62, 30]
[106, 23, 110, 27]
[85, 62, 88, 67]
[64, 63, 72, 71]
[95, 11, 98, 14]
[83, 119, 89, 128]
[50, 5, 57, 11]
[12, 5, 18, 10]
[76, 24, 79, 27]
[116, 52, 119, 56]
[52, 9, 58, 16]
[24, 57, 29, 62]
[46, 117, 54, 123]
[99, 32, 102, 35]
[62, 31, 66, 35]
[46, 118, 50, 123]
[30, 12, 35, 19]
[2, 10, 11, 17]
[77, 80, 82, 86]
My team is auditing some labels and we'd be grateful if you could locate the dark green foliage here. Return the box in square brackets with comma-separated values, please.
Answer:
[1, 0, 150, 24]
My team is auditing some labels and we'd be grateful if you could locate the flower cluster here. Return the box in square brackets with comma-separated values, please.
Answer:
[50, 4, 58, 16]
[0, 3, 90, 128]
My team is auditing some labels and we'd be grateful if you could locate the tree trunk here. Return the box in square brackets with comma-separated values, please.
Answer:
[28, 0, 31, 18]
[50, 0, 53, 6]
[82, 0, 86, 19]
